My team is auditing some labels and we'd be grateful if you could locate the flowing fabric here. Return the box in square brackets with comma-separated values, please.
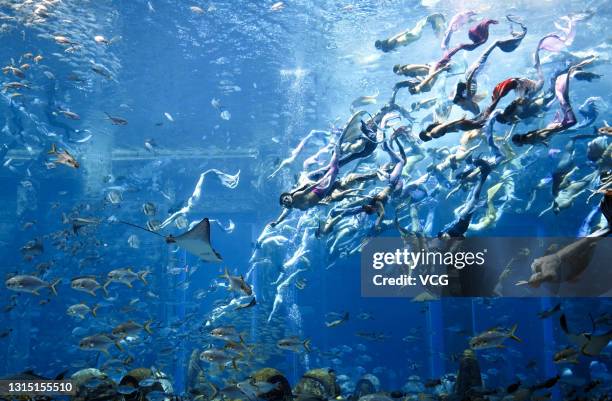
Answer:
[435, 19, 498, 70]
[159, 169, 240, 229]
[550, 70, 576, 128]
[268, 130, 329, 178]
[454, 17, 527, 113]
[538, 15, 581, 52]
[441, 10, 476, 50]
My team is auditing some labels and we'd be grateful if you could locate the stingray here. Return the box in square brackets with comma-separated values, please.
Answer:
[122, 218, 222, 263]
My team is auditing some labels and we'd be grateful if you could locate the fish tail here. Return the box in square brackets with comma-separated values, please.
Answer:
[49, 278, 60, 296]
[219, 266, 229, 280]
[48, 143, 57, 155]
[91, 304, 99, 317]
[231, 358, 238, 370]
[114, 340, 123, 352]
[138, 270, 150, 285]
[208, 382, 219, 400]
[303, 339, 312, 353]
[144, 320, 153, 335]
[102, 280, 111, 294]
[101, 284, 109, 298]
[509, 324, 521, 342]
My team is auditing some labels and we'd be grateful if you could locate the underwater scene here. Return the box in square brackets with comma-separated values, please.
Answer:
[0, 0, 611, 400]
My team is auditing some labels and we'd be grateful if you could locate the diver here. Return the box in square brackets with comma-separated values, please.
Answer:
[512, 62, 586, 146]
[270, 155, 340, 227]
[338, 119, 380, 167]
[419, 116, 485, 142]
[270, 136, 344, 227]
[402, 18, 498, 96]
[496, 60, 597, 125]
[453, 16, 527, 115]
[438, 158, 492, 238]
[271, 126, 385, 227]
[375, 13, 445, 53]
[319, 138, 407, 235]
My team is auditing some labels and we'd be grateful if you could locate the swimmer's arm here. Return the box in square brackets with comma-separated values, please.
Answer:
[417, 65, 448, 92]
[269, 209, 290, 227]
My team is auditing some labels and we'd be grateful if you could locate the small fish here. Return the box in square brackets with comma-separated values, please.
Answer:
[105, 268, 149, 290]
[54, 35, 77, 45]
[21, 239, 44, 260]
[48, 144, 79, 168]
[190, 6, 205, 14]
[553, 347, 579, 364]
[91, 63, 113, 79]
[75, 134, 93, 143]
[5, 275, 59, 296]
[57, 109, 80, 120]
[325, 312, 349, 328]
[3, 81, 30, 91]
[144, 138, 158, 153]
[277, 336, 311, 353]
[71, 276, 107, 297]
[2, 66, 25, 78]
[146, 220, 161, 231]
[350, 91, 379, 110]
[104, 112, 128, 125]
[219, 267, 252, 296]
[270, 2, 284, 11]
[142, 202, 157, 216]
[470, 324, 521, 350]
[598, 125, 612, 136]
[69, 216, 100, 234]
[210, 326, 243, 343]
[67, 303, 98, 319]
[235, 297, 256, 310]
[112, 320, 153, 338]
[164, 112, 174, 122]
[220, 110, 231, 120]
[127, 234, 140, 249]
[94, 35, 109, 44]
[355, 331, 388, 341]
[106, 190, 122, 204]
[199, 348, 238, 368]
[79, 334, 122, 356]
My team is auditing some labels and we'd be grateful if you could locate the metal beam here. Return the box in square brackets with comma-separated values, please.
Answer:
[3, 147, 260, 162]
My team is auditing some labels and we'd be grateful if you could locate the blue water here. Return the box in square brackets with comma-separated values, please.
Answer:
[0, 1, 611, 400]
